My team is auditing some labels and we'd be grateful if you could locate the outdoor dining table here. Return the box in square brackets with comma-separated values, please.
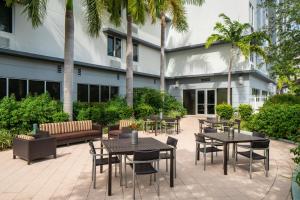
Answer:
[101, 137, 174, 196]
[199, 119, 241, 133]
[201, 132, 269, 175]
[145, 116, 180, 135]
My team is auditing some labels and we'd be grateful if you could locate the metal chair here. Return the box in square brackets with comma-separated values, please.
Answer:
[159, 136, 178, 177]
[194, 133, 222, 170]
[88, 141, 120, 188]
[238, 132, 266, 149]
[235, 139, 270, 179]
[125, 150, 160, 200]
[162, 118, 178, 134]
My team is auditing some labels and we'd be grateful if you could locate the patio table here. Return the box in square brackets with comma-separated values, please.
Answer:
[201, 132, 268, 175]
[199, 119, 241, 133]
[145, 116, 179, 135]
[101, 137, 174, 196]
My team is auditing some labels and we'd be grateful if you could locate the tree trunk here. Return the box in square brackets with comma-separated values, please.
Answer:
[63, 0, 74, 120]
[126, 13, 133, 107]
[227, 46, 234, 105]
[160, 13, 166, 94]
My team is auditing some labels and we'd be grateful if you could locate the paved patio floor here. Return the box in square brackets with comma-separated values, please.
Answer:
[0, 116, 295, 200]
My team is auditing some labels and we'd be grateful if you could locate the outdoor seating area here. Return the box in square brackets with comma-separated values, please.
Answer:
[0, 117, 294, 200]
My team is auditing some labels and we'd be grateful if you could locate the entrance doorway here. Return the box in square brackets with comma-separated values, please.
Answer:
[183, 89, 196, 115]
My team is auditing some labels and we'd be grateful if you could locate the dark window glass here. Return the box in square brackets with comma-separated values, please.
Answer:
[46, 82, 60, 100]
[0, 1, 12, 33]
[90, 85, 99, 102]
[133, 43, 138, 62]
[207, 90, 215, 104]
[197, 105, 205, 114]
[115, 38, 122, 58]
[29, 80, 44, 96]
[77, 84, 88, 102]
[107, 36, 114, 56]
[110, 86, 119, 99]
[207, 105, 215, 114]
[9, 79, 27, 100]
[0, 78, 6, 99]
[101, 86, 109, 102]
[197, 90, 205, 104]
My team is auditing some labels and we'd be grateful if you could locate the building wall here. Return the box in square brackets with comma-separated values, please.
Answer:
[0, 0, 161, 76]
[0, 54, 160, 101]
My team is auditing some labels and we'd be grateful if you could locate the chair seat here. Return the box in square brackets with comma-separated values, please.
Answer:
[159, 152, 174, 159]
[198, 146, 222, 153]
[95, 156, 120, 166]
[237, 151, 266, 160]
[237, 144, 251, 149]
[129, 163, 158, 175]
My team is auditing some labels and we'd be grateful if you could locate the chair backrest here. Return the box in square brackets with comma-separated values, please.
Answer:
[194, 133, 206, 143]
[252, 131, 266, 138]
[40, 120, 92, 135]
[166, 136, 178, 148]
[133, 150, 160, 162]
[88, 141, 96, 155]
[164, 118, 176, 123]
[251, 139, 270, 149]
[119, 120, 133, 129]
[204, 127, 217, 133]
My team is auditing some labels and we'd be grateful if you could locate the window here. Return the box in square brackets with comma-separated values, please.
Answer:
[207, 90, 215, 114]
[29, 80, 44, 96]
[107, 36, 114, 56]
[90, 85, 99, 102]
[77, 84, 88, 102]
[101, 86, 109, 102]
[0, 1, 12, 33]
[133, 43, 138, 62]
[110, 86, 119, 99]
[107, 36, 122, 58]
[9, 79, 27, 100]
[46, 81, 60, 100]
[252, 88, 260, 102]
[0, 78, 6, 99]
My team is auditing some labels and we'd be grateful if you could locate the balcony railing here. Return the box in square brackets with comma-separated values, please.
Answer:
[249, 96, 268, 111]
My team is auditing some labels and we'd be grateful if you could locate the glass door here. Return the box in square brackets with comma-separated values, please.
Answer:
[183, 89, 196, 115]
[207, 90, 216, 114]
[197, 90, 205, 114]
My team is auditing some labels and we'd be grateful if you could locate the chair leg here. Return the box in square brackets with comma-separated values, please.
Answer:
[125, 156, 128, 188]
[157, 161, 160, 197]
[204, 145, 206, 171]
[233, 146, 236, 172]
[249, 150, 253, 179]
[93, 164, 96, 189]
[115, 163, 117, 177]
[119, 155, 122, 186]
[195, 143, 198, 165]
[133, 165, 136, 200]
[174, 154, 177, 179]
[166, 158, 168, 172]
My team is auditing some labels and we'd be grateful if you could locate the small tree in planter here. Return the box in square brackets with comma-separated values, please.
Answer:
[238, 104, 253, 121]
[216, 103, 233, 120]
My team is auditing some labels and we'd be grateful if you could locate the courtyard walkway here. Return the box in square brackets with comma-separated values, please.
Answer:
[0, 117, 295, 200]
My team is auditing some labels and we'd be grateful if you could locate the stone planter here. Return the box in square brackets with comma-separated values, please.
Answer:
[292, 166, 300, 200]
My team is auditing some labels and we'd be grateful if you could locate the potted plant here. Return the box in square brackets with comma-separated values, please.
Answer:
[130, 123, 139, 145]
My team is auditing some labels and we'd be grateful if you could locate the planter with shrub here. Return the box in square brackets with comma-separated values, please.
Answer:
[216, 103, 233, 120]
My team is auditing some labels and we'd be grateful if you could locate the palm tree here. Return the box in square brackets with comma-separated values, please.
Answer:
[150, 0, 205, 95]
[205, 13, 270, 104]
[5, 0, 106, 120]
[107, 0, 147, 107]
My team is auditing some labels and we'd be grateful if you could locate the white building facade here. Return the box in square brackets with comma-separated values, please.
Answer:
[0, 0, 275, 115]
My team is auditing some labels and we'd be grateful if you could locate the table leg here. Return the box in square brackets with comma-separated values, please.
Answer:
[223, 142, 228, 175]
[108, 153, 112, 196]
[267, 149, 269, 171]
[197, 143, 200, 160]
[100, 142, 103, 173]
[170, 150, 174, 187]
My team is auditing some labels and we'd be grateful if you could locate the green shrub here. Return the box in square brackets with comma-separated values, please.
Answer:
[247, 104, 300, 139]
[238, 104, 253, 121]
[216, 103, 233, 120]
[264, 94, 300, 105]
[52, 112, 69, 122]
[0, 96, 21, 133]
[135, 103, 155, 119]
[0, 129, 14, 150]
[133, 88, 186, 118]
[291, 145, 300, 185]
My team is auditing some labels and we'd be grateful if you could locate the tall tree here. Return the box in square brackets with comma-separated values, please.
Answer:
[107, 0, 147, 107]
[205, 14, 270, 104]
[262, 0, 300, 94]
[5, 0, 106, 120]
[149, 0, 204, 95]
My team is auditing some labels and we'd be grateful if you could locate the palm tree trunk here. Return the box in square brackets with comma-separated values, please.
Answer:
[63, 0, 74, 120]
[126, 12, 133, 107]
[227, 46, 234, 105]
[160, 13, 166, 94]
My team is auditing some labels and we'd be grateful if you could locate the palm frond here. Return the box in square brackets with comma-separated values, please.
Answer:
[106, 0, 122, 26]
[218, 13, 232, 27]
[16, 0, 48, 28]
[128, 0, 147, 25]
[250, 45, 268, 62]
[235, 41, 251, 58]
[169, 0, 188, 32]
[83, 0, 105, 37]
[205, 34, 224, 48]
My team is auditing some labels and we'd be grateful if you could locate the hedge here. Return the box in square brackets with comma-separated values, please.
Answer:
[238, 104, 253, 121]
[247, 104, 300, 139]
[216, 103, 233, 120]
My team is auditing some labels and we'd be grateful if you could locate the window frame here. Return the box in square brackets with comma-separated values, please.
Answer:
[107, 35, 122, 58]
[133, 43, 139, 62]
